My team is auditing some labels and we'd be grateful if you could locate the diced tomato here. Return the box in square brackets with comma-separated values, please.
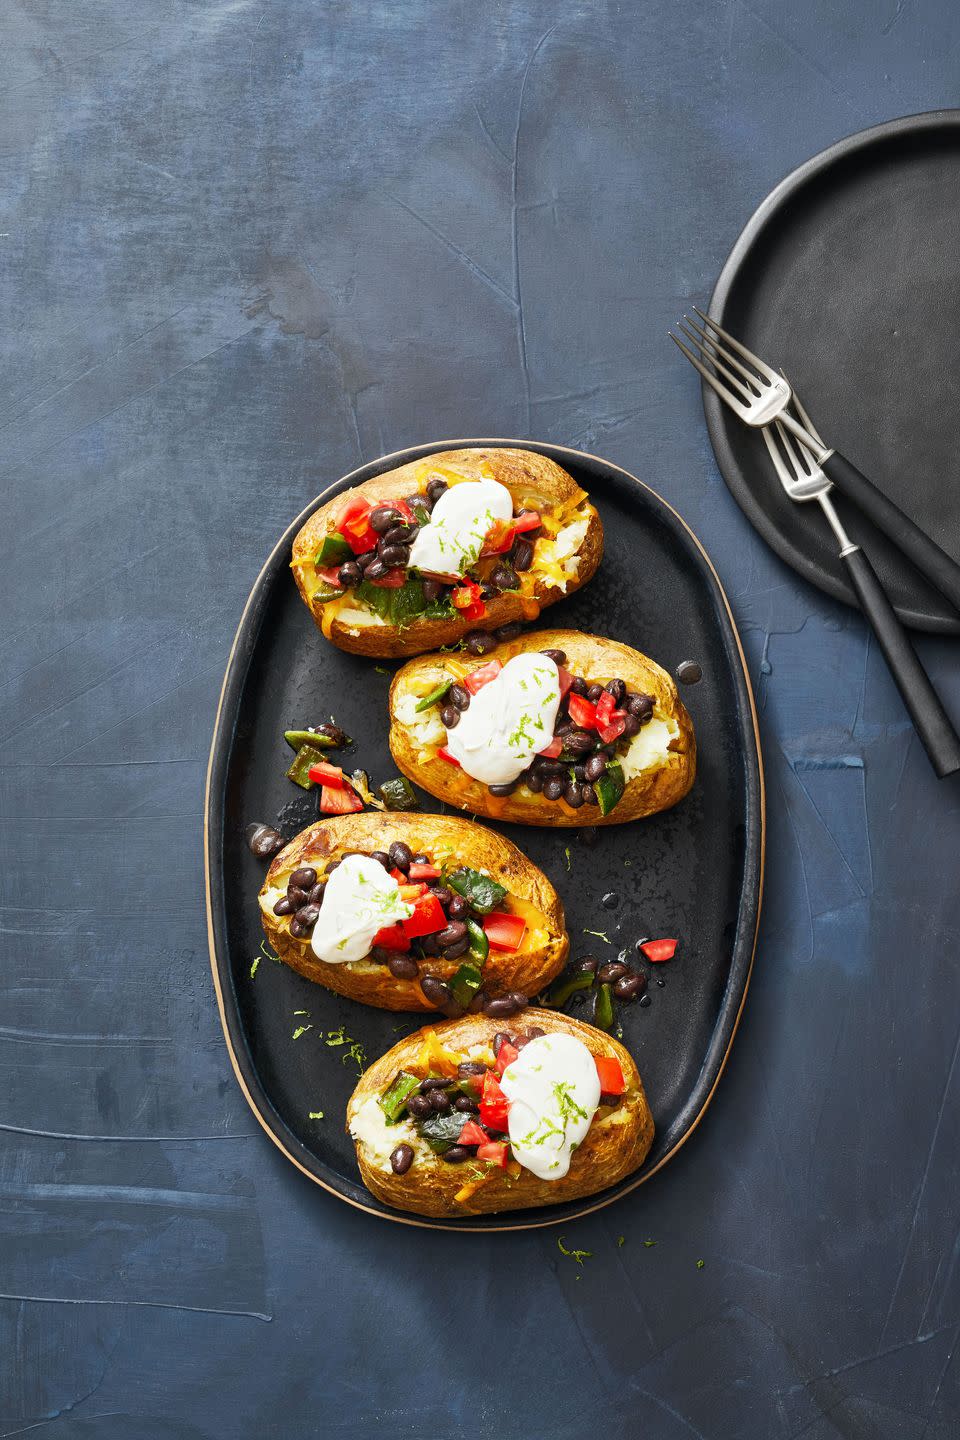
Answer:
[483, 911, 527, 952]
[537, 734, 563, 759]
[389, 867, 406, 883]
[437, 747, 461, 766]
[457, 1120, 489, 1148]
[556, 666, 574, 700]
[567, 693, 598, 729]
[594, 1056, 626, 1096]
[640, 938, 678, 963]
[368, 567, 407, 588]
[478, 1071, 510, 1132]
[480, 521, 515, 556]
[407, 863, 441, 881]
[598, 715, 627, 744]
[464, 659, 502, 694]
[393, 498, 415, 522]
[315, 565, 345, 587]
[451, 580, 483, 611]
[461, 600, 486, 621]
[319, 784, 363, 814]
[338, 497, 378, 556]
[476, 1140, 509, 1167]
[307, 761, 344, 788]
[372, 923, 410, 951]
[400, 891, 446, 939]
[398, 882, 427, 901]
[495, 1039, 520, 1076]
[595, 690, 616, 726]
[511, 510, 541, 533]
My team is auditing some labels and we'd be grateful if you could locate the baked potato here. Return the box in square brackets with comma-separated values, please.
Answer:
[290, 448, 602, 657]
[388, 628, 696, 826]
[258, 813, 568, 1012]
[347, 1009, 654, 1217]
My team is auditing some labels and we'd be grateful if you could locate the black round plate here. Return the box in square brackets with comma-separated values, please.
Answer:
[204, 440, 764, 1229]
[706, 109, 960, 634]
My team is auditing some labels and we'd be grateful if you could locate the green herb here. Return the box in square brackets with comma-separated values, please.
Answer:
[557, 1236, 592, 1266]
[294, 1010, 309, 1016]
[417, 1111, 467, 1154]
[374, 665, 389, 675]
[466, 917, 489, 964]
[292, 1025, 312, 1040]
[314, 531, 352, 566]
[325, 1027, 367, 1072]
[542, 970, 595, 1008]
[593, 983, 614, 1031]
[564, 847, 571, 872]
[439, 639, 467, 653]
[408, 496, 431, 525]
[643, 1239, 657, 1248]
[696, 1259, 705, 1269]
[260, 941, 280, 964]
[415, 679, 452, 712]
[594, 761, 625, 816]
[553, 1080, 589, 1124]
[286, 743, 329, 789]
[449, 962, 483, 1008]
[448, 866, 507, 915]
[617, 1236, 625, 1248]
[250, 955, 260, 979]
[379, 776, 420, 811]
[583, 929, 611, 944]
[308, 1110, 324, 1120]
[378, 1071, 421, 1124]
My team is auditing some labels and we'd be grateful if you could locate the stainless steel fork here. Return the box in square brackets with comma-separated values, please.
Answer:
[761, 392, 960, 777]
[670, 309, 960, 616]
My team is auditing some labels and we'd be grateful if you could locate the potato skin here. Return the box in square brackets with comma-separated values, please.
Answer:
[258, 813, 568, 1011]
[291, 448, 602, 657]
[388, 628, 696, 827]
[347, 1009, 655, 1217]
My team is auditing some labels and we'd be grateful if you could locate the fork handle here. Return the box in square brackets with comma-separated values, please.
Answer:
[841, 547, 960, 778]
[823, 451, 960, 615]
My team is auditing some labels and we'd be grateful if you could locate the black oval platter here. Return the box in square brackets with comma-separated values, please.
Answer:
[204, 439, 765, 1230]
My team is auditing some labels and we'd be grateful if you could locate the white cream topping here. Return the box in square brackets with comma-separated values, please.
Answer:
[619, 716, 679, 783]
[310, 854, 412, 965]
[348, 1095, 417, 1171]
[408, 478, 513, 578]
[500, 1034, 601, 1181]
[444, 654, 561, 785]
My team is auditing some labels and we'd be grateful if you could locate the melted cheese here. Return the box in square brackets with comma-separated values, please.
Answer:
[620, 716, 680, 783]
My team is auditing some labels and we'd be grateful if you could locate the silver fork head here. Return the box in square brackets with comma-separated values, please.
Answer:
[762, 419, 830, 501]
[669, 308, 792, 426]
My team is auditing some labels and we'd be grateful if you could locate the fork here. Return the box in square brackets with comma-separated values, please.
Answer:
[762, 393, 960, 779]
[670, 309, 960, 615]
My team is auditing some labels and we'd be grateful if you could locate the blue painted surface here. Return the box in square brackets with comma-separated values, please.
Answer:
[2, 3, 960, 1436]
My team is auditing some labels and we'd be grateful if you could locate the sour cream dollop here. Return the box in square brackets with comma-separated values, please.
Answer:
[444, 653, 561, 785]
[408, 478, 513, 578]
[500, 1034, 601, 1180]
[310, 854, 412, 965]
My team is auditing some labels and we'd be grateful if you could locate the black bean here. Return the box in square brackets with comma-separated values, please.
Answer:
[388, 841, 413, 872]
[305, 883, 324, 905]
[426, 477, 448, 503]
[289, 918, 308, 938]
[431, 886, 453, 909]
[437, 921, 467, 947]
[384, 522, 417, 544]
[289, 866, 317, 890]
[294, 904, 320, 928]
[492, 1032, 513, 1056]
[507, 991, 528, 1010]
[457, 1061, 487, 1078]
[356, 548, 378, 572]
[490, 563, 519, 591]
[614, 973, 646, 1001]
[540, 648, 567, 666]
[524, 1026, 545, 1040]
[447, 895, 470, 921]
[429, 1089, 452, 1113]
[286, 886, 309, 909]
[337, 560, 361, 587]
[512, 537, 534, 571]
[407, 1093, 434, 1119]
[420, 1076, 454, 1091]
[586, 683, 603, 702]
[533, 756, 564, 774]
[577, 956, 598, 973]
[442, 937, 471, 960]
[627, 692, 655, 717]
[564, 782, 585, 808]
[388, 955, 419, 979]
[454, 1094, 480, 1112]
[364, 558, 388, 581]
[622, 715, 641, 737]
[495, 622, 523, 641]
[369, 505, 401, 533]
[443, 1145, 470, 1164]
[568, 675, 588, 696]
[419, 975, 460, 1016]
[639, 711, 654, 726]
[449, 684, 471, 711]
[379, 543, 410, 568]
[390, 1143, 414, 1175]
[605, 678, 626, 704]
[488, 780, 517, 797]
[324, 859, 341, 874]
[273, 896, 294, 916]
[543, 777, 564, 801]
[564, 729, 596, 756]
[524, 769, 544, 793]
[581, 784, 598, 805]
[584, 753, 607, 782]
[246, 823, 285, 859]
[367, 946, 392, 965]
[440, 705, 459, 728]
[484, 995, 521, 1018]
[411, 852, 430, 865]
[369, 850, 390, 869]
[422, 578, 443, 603]
[465, 630, 498, 655]
[598, 961, 629, 984]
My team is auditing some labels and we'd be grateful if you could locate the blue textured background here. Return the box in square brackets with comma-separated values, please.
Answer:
[3, 3, 960, 1437]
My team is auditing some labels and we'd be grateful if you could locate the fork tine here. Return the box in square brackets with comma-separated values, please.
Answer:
[692, 307, 784, 386]
[774, 419, 816, 480]
[682, 313, 764, 395]
[677, 321, 755, 402]
[761, 423, 794, 489]
[668, 332, 747, 415]
[781, 376, 827, 451]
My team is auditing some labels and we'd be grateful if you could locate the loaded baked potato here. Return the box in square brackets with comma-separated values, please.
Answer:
[290, 448, 602, 657]
[347, 1009, 654, 1217]
[388, 628, 696, 826]
[258, 814, 568, 1013]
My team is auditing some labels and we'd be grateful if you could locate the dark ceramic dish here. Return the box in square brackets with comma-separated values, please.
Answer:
[706, 110, 960, 634]
[204, 440, 764, 1230]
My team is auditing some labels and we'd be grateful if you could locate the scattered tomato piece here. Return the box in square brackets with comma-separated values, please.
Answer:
[437, 746, 461, 766]
[400, 891, 446, 938]
[556, 666, 574, 700]
[597, 715, 626, 744]
[464, 659, 502, 694]
[319, 783, 363, 814]
[640, 938, 678, 963]
[315, 565, 345, 587]
[368, 567, 407, 588]
[307, 761, 344, 788]
[594, 1055, 626, 1095]
[484, 911, 527, 952]
[495, 1039, 520, 1076]
[568, 693, 598, 729]
[451, 579, 483, 611]
[511, 510, 541, 533]
[372, 922, 410, 951]
[407, 862, 441, 881]
[457, 1120, 489, 1148]
[476, 1140, 509, 1167]
[478, 1071, 510, 1131]
[537, 735, 563, 759]
[595, 690, 617, 726]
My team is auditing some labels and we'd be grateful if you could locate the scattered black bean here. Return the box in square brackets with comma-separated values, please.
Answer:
[598, 961, 629, 984]
[524, 1026, 545, 1040]
[465, 630, 498, 655]
[294, 904, 320, 928]
[273, 896, 294, 916]
[419, 975, 460, 1016]
[540, 648, 567, 666]
[364, 558, 388, 581]
[490, 563, 519, 591]
[368, 850, 389, 869]
[627, 692, 655, 717]
[492, 1032, 512, 1056]
[584, 753, 607, 782]
[488, 780, 517, 797]
[338, 560, 361, 587]
[437, 921, 467, 947]
[443, 1145, 470, 1164]
[512, 538, 534, 571]
[446, 895, 470, 921]
[614, 973, 646, 1001]
[570, 676, 589, 696]
[484, 995, 521, 1018]
[288, 866, 317, 890]
[469, 991, 487, 1013]
[388, 841, 413, 873]
[581, 784, 598, 805]
[388, 955, 419, 979]
[507, 991, 528, 1011]
[286, 886, 309, 909]
[454, 1094, 480, 1113]
[563, 781, 585, 808]
[356, 548, 378, 572]
[426, 477, 448, 503]
[495, 622, 523, 641]
[390, 1143, 414, 1175]
[605, 678, 626, 704]
[543, 777, 564, 801]
[379, 543, 410, 568]
[369, 505, 401, 533]
[622, 715, 641, 737]
[422, 578, 443, 603]
[429, 1089, 452, 1113]
[577, 956, 598, 973]
[324, 859, 341, 874]
[383, 522, 417, 544]
[289, 918, 308, 938]
[525, 769, 544, 793]
[441, 936, 470, 961]
[407, 1093, 434, 1119]
[306, 883, 324, 905]
[449, 684, 471, 711]
[586, 683, 603, 702]
[564, 729, 596, 756]
[440, 705, 459, 728]
[431, 886, 453, 908]
[457, 1061, 487, 1078]
[534, 756, 564, 775]
[246, 823, 284, 859]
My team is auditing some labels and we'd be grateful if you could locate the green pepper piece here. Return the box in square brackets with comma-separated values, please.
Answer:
[593, 983, 615, 1032]
[286, 744, 329, 789]
[466, 918, 489, 964]
[378, 776, 420, 811]
[378, 1070, 422, 1124]
[284, 729, 337, 752]
[447, 866, 507, 915]
[314, 531, 353, 566]
[415, 679, 452, 712]
[542, 969, 595, 1008]
[594, 761, 626, 816]
[449, 962, 483, 1008]
[417, 1110, 467, 1153]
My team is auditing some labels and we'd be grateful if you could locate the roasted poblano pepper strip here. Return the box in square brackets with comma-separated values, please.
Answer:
[593, 983, 615, 1031]
[378, 1070, 422, 1124]
[378, 776, 420, 811]
[466, 918, 489, 964]
[314, 531, 353, 566]
[594, 761, 626, 816]
[286, 744, 330, 789]
[447, 866, 507, 915]
[284, 728, 337, 752]
[543, 969, 595, 1008]
[417, 1110, 467, 1153]
[449, 962, 483, 1008]
[415, 679, 452, 712]
[310, 580, 344, 604]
